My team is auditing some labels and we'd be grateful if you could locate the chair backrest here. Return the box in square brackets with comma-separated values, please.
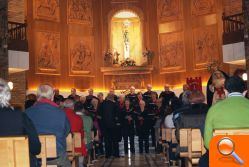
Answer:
[179, 129, 206, 159]
[37, 135, 57, 167]
[213, 129, 249, 136]
[67, 132, 82, 157]
[0, 136, 30, 167]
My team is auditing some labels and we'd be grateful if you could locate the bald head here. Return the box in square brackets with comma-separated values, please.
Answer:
[130, 86, 135, 94]
[88, 88, 93, 96]
[147, 84, 152, 91]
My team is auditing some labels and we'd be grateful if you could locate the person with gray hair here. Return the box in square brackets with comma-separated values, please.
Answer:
[26, 84, 71, 167]
[0, 78, 41, 167]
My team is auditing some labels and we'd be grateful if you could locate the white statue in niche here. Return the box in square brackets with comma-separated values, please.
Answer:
[110, 10, 145, 66]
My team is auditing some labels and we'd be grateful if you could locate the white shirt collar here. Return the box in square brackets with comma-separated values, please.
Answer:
[228, 92, 243, 97]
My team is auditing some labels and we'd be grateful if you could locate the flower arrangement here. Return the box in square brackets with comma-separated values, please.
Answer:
[206, 60, 220, 73]
[120, 58, 136, 67]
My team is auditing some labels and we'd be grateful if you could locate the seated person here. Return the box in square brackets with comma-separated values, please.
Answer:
[26, 84, 71, 167]
[63, 99, 87, 158]
[0, 78, 41, 167]
[201, 76, 249, 167]
[173, 90, 209, 140]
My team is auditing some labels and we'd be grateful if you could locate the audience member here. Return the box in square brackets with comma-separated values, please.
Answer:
[26, 84, 71, 167]
[25, 93, 37, 109]
[0, 79, 41, 167]
[63, 99, 87, 157]
[204, 76, 249, 148]
[178, 84, 189, 103]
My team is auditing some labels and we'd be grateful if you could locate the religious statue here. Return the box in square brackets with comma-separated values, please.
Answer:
[113, 51, 120, 65]
[143, 48, 154, 65]
[104, 50, 113, 67]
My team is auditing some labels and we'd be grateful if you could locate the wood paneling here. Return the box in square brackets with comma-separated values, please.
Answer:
[33, 0, 60, 21]
[159, 31, 186, 73]
[8, 0, 25, 23]
[26, 0, 229, 91]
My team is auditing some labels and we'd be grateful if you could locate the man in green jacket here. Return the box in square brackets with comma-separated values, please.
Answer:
[204, 76, 249, 149]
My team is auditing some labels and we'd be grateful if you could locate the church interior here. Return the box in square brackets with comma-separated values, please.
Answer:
[1, 0, 249, 167]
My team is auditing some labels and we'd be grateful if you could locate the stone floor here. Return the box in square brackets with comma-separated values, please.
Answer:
[91, 136, 168, 167]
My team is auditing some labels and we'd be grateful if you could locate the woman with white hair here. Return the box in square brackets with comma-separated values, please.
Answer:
[0, 78, 41, 167]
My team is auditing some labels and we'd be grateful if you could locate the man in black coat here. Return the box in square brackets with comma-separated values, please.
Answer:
[143, 84, 158, 105]
[159, 85, 176, 107]
[99, 94, 121, 158]
[126, 86, 139, 110]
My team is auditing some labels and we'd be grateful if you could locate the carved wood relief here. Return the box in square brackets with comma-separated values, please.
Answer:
[36, 31, 60, 75]
[193, 25, 219, 69]
[157, 0, 183, 23]
[191, 0, 215, 16]
[69, 36, 94, 76]
[33, 0, 60, 21]
[68, 0, 93, 24]
[105, 75, 150, 90]
[159, 31, 185, 72]
[223, 0, 242, 16]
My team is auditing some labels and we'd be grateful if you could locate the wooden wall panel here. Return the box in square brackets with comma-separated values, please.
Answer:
[33, 0, 60, 21]
[191, 0, 216, 16]
[223, 0, 242, 16]
[69, 36, 94, 76]
[159, 31, 186, 73]
[68, 0, 93, 25]
[192, 24, 219, 70]
[35, 31, 61, 75]
[157, 0, 183, 23]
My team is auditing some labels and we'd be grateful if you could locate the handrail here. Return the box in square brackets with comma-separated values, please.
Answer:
[8, 21, 27, 41]
[222, 13, 244, 34]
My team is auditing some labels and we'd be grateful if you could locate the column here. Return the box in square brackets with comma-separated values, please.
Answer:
[0, 0, 8, 80]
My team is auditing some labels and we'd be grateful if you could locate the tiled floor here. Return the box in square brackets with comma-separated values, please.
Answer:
[92, 136, 168, 167]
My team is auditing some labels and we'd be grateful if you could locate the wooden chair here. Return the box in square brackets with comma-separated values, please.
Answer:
[179, 129, 206, 167]
[67, 132, 82, 167]
[37, 135, 57, 167]
[0, 136, 30, 167]
[213, 128, 249, 136]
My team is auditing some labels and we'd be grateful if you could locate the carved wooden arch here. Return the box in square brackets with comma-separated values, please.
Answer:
[107, 5, 145, 54]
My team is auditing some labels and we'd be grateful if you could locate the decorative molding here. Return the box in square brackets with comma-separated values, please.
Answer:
[35, 31, 60, 75]
[68, 0, 93, 25]
[191, 0, 215, 16]
[193, 24, 219, 70]
[157, 0, 183, 23]
[33, 0, 60, 21]
[69, 36, 94, 76]
[111, 0, 139, 3]
[100, 66, 153, 75]
[223, 0, 242, 16]
[159, 31, 186, 73]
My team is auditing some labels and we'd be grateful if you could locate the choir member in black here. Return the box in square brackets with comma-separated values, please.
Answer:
[159, 85, 176, 107]
[126, 86, 139, 110]
[143, 84, 158, 105]
[135, 100, 150, 154]
[86, 88, 99, 104]
[122, 99, 135, 154]
[98, 94, 120, 158]
[68, 88, 80, 101]
[109, 88, 118, 102]
[147, 92, 159, 147]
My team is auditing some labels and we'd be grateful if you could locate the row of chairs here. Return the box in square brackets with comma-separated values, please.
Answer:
[0, 133, 82, 167]
[160, 128, 249, 167]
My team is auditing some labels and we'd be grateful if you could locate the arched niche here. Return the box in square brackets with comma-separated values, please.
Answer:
[107, 6, 146, 66]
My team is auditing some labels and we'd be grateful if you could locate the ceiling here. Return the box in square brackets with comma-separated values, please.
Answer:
[8, 0, 25, 23]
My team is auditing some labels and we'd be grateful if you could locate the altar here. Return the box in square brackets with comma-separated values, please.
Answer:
[100, 66, 154, 90]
